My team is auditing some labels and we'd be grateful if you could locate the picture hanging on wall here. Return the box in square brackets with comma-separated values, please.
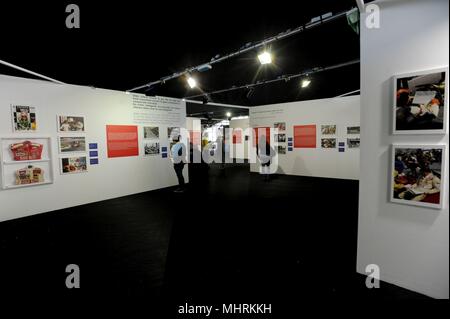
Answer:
[277, 145, 286, 154]
[143, 126, 159, 139]
[60, 156, 88, 174]
[168, 127, 180, 139]
[347, 138, 360, 148]
[393, 67, 448, 134]
[321, 125, 337, 135]
[274, 122, 286, 131]
[347, 126, 360, 134]
[58, 136, 86, 153]
[144, 142, 160, 156]
[275, 134, 286, 143]
[391, 144, 446, 209]
[57, 115, 85, 132]
[11, 105, 37, 132]
[321, 138, 336, 149]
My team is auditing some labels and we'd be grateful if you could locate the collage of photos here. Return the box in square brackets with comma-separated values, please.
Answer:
[11, 105, 37, 132]
[58, 115, 88, 175]
[143, 126, 160, 156]
[346, 126, 360, 150]
[321, 124, 337, 149]
[391, 145, 445, 209]
[393, 68, 447, 134]
[274, 122, 286, 155]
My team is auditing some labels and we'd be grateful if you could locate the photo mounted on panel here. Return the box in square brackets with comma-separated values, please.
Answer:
[321, 138, 336, 149]
[143, 126, 159, 139]
[11, 105, 37, 132]
[274, 122, 286, 131]
[393, 67, 448, 134]
[275, 134, 286, 143]
[347, 126, 360, 134]
[277, 145, 286, 154]
[57, 115, 86, 132]
[144, 142, 160, 156]
[60, 156, 88, 175]
[58, 136, 86, 153]
[390, 144, 446, 209]
[347, 138, 360, 148]
[321, 125, 337, 135]
[168, 127, 180, 139]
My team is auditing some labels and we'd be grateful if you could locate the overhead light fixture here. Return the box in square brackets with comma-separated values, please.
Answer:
[226, 112, 231, 118]
[301, 79, 311, 88]
[258, 51, 272, 65]
[187, 76, 197, 89]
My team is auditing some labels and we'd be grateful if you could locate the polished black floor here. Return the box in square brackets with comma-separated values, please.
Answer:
[0, 163, 438, 313]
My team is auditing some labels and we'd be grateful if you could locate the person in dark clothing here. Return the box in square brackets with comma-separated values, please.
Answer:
[257, 135, 275, 182]
[170, 135, 186, 192]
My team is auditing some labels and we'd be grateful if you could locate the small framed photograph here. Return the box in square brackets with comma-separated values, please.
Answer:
[58, 136, 87, 153]
[143, 126, 159, 139]
[321, 138, 336, 149]
[321, 125, 337, 135]
[11, 105, 37, 132]
[347, 126, 360, 134]
[347, 138, 360, 148]
[57, 115, 86, 132]
[60, 156, 88, 174]
[144, 142, 160, 156]
[390, 144, 446, 209]
[393, 67, 448, 134]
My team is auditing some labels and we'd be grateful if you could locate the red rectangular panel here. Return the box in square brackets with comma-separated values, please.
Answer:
[294, 125, 316, 148]
[106, 125, 139, 158]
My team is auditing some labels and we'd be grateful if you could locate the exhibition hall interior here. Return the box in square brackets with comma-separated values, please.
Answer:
[0, 0, 448, 313]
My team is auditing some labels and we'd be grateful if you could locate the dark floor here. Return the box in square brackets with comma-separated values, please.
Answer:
[0, 163, 440, 313]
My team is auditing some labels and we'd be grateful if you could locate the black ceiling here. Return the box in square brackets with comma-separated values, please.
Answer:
[0, 1, 360, 107]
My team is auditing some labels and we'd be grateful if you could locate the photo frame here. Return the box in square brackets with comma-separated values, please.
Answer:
[11, 105, 37, 132]
[390, 144, 446, 209]
[58, 136, 87, 153]
[392, 67, 448, 135]
[60, 156, 88, 175]
[57, 115, 86, 132]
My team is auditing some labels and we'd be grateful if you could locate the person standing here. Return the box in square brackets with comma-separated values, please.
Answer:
[170, 135, 187, 193]
[257, 135, 275, 182]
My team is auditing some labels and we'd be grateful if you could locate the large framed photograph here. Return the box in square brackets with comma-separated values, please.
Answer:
[11, 105, 37, 132]
[391, 144, 446, 209]
[57, 115, 86, 132]
[60, 156, 88, 174]
[393, 67, 448, 134]
[58, 136, 86, 153]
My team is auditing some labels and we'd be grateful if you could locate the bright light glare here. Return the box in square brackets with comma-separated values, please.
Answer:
[226, 112, 231, 117]
[301, 79, 311, 88]
[258, 51, 272, 64]
[187, 77, 197, 88]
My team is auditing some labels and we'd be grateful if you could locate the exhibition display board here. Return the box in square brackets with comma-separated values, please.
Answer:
[249, 95, 360, 180]
[357, 0, 449, 299]
[0, 74, 187, 222]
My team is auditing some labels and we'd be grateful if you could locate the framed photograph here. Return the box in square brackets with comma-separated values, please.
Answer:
[321, 125, 336, 135]
[277, 145, 286, 154]
[347, 138, 360, 148]
[60, 156, 88, 174]
[274, 122, 286, 131]
[57, 115, 85, 132]
[390, 144, 446, 209]
[168, 127, 180, 139]
[321, 138, 336, 149]
[144, 142, 160, 156]
[58, 136, 86, 153]
[393, 67, 448, 134]
[11, 105, 37, 132]
[347, 126, 360, 134]
[143, 126, 159, 139]
[275, 133, 286, 143]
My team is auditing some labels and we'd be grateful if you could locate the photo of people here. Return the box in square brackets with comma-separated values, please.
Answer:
[277, 145, 286, 154]
[11, 105, 37, 132]
[276, 134, 286, 142]
[347, 138, 360, 148]
[61, 156, 87, 174]
[144, 126, 159, 139]
[347, 126, 360, 134]
[392, 146, 444, 208]
[144, 142, 160, 156]
[394, 69, 447, 133]
[59, 137, 86, 153]
[168, 127, 180, 139]
[274, 122, 286, 131]
[58, 116, 85, 132]
[321, 138, 336, 148]
[321, 125, 336, 135]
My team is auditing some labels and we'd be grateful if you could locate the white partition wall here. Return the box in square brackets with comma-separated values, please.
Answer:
[357, 0, 449, 298]
[249, 95, 360, 180]
[0, 75, 187, 222]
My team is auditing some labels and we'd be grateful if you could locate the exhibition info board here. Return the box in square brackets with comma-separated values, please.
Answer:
[0, 74, 187, 222]
[249, 95, 360, 180]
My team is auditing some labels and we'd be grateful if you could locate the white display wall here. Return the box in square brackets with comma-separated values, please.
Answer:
[0, 75, 187, 222]
[249, 95, 360, 180]
[357, 0, 449, 298]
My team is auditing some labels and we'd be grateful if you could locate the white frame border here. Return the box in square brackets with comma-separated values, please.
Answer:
[59, 156, 89, 175]
[11, 105, 38, 133]
[58, 136, 87, 154]
[56, 114, 87, 133]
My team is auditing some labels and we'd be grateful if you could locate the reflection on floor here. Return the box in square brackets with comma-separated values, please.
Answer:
[0, 163, 433, 311]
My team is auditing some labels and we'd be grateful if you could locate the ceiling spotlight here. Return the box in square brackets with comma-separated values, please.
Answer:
[258, 51, 272, 65]
[226, 112, 231, 118]
[301, 79, 311, 88]
[187, 76, 197, 89]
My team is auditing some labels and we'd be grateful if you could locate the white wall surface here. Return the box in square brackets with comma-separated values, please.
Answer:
[357, 0, 449, 298]
[0, 75, 187, 222]
[249, 96, 360, 180]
